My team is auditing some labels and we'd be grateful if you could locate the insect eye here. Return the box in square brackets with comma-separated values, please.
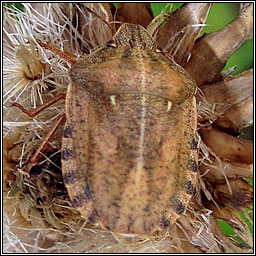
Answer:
[106, 40, 116, 47]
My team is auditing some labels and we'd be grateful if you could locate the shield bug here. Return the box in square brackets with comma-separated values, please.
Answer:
[14, 23, 198, 235]
[61, 23, 198, 234]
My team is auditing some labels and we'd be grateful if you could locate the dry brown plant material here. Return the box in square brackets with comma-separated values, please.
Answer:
[200, 156, 252, 183]
[115, 3, 154, 29]
[199, 69, 253, 132]
[3, 3, 253, 253]
[156, 3, 212, 66]
[200, 128, 253, 164]
[184, 3, 253, 86]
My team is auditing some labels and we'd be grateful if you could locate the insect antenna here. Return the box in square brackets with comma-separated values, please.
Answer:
[37, 40, 77, 66]
[12, 94, 66, 118]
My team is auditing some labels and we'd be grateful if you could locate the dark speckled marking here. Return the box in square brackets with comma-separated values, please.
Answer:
[75, 101, 82, 107]
[121, 48, 132, 59]
[160, 217, 170, 228]
[72, 193, 86, 208]
[61, 148, 73, 161]
[90, 81, 104, 94]
[143, 222, 152, 233]
[170, 196, 185, 214]
[63, 125, 72, 138]
[85, 183, 92, 200]
[184, 180, 194, 195]
[127, 216, 134, 231]
[144, 204, 150, 213]
[63, 172, 75, 185]
[187, 158, 198, 172]
[146, 52, 158, 62]
[190, 137, 198, 150]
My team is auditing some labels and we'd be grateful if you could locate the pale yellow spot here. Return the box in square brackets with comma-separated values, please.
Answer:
[166, 100, 172, 112]
[110, 95, 116, 106]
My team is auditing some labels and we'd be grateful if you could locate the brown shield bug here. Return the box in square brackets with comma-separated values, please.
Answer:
[62, 23, 198, 234]
[14, 23, 198, 234]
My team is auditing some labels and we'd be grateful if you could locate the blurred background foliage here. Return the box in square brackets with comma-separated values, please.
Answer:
[5, 1, 254, 246]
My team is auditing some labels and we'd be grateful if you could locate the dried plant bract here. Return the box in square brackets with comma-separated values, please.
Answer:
[3, 3, 253, 253]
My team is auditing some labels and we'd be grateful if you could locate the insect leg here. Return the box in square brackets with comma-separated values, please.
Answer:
[24, 113, 66, 173]
[13, 94, 66, 173]
[13, 94, 66, 118]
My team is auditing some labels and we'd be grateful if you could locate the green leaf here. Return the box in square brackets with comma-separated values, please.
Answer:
[4, 2, 24, 11]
